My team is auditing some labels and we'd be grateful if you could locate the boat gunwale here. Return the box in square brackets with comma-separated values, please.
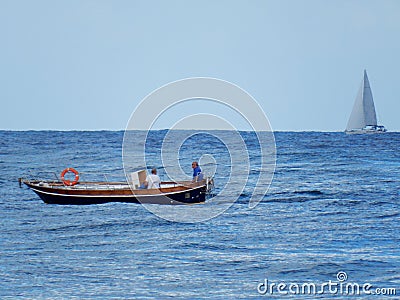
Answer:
[23, 179, 208, 197]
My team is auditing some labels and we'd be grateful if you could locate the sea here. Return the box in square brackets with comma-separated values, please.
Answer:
[1, 130, 399, 299]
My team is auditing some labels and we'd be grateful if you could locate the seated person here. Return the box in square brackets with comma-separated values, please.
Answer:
[144, 168, 161, 189]
[191, 161, 203, 182]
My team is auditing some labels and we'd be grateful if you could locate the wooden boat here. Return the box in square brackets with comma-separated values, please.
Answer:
[20, 169, 214, 205]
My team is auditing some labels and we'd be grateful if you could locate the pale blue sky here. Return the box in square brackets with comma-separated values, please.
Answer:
[1, 0, 399, 131]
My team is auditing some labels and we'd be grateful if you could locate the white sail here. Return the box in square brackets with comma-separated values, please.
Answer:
[360, 70, 377, 126]
[346, 70, 384, 133]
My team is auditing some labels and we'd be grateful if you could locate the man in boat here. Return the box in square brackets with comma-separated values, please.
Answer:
[192, 161, 203, 182]
[144, 168, 161, 189]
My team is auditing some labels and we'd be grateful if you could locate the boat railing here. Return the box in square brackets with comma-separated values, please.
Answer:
[103, 174, 110, 190]
[24, 170, 59, 182]
[22, 169, 126, 188]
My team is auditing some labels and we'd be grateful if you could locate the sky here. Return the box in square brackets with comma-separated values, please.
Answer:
[1, 0, 399, 131]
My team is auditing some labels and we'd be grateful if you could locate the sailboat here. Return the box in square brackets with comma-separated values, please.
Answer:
[345, 70, 387, 134]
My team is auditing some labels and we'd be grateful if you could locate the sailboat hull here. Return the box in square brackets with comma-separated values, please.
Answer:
[345, 125, 387, 134]
[345, 130, 386, 135]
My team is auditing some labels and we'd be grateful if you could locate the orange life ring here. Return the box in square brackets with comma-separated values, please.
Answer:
[61, 168, 80, 186]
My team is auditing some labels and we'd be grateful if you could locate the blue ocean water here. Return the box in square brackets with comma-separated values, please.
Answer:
[1, 131, 399, 298]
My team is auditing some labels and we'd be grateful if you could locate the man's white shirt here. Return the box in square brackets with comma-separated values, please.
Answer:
[146, 174, 160, 189]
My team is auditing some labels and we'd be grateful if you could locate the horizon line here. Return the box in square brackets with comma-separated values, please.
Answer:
[1, 129, 399, 133]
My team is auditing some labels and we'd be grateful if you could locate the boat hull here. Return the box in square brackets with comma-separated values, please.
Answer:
[345, 129, 387, 135]
[23, 180, 207, 205]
